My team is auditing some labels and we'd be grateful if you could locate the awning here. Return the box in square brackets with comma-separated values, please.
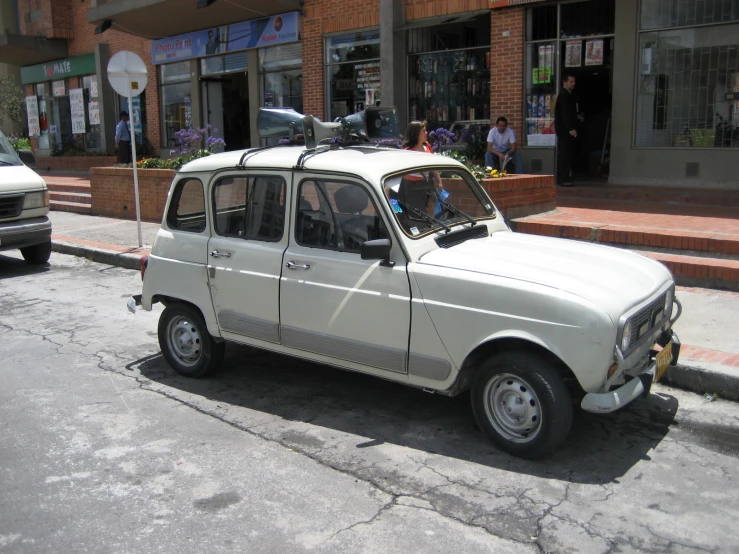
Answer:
[88, 0, 302, 40]
[0, 34, 68, 66]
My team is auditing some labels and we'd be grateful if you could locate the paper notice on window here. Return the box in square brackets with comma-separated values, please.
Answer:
[565, 40, 582, 68]
[527, 134, 556, 147]
[88, 101, 100, 125]
[70, 88, 87, 134]
[26, 96, 40, 136]
[90, 75, 98, 98]
[52, 80, 65, 97]
[585, 39, 604, 66]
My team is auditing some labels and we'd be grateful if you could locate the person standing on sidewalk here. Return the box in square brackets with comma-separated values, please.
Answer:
[115, 111, 132, 165]
[555, 74, 577, 186]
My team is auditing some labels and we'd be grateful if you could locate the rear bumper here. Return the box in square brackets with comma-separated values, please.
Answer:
[581, 329, 681, 413]
[0, 216, 52, 251]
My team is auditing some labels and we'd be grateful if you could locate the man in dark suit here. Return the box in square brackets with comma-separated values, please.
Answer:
[555, 74, 577, 186]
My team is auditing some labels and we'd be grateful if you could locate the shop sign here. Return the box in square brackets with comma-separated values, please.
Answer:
[52, 80, 66, 97]
[151, 11, 299, 64]
[26, 96, 40, 136]
[70, 88, 87, 134]
[21, 54, 97, 84]
[88, 101, 100, 125]
[490, 0, 547, 7]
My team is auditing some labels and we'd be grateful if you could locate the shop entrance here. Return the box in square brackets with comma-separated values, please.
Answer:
[201, 71, 250, 151]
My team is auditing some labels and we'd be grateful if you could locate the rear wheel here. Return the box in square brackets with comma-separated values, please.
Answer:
[158, 303, 224, 377]
[20, 240, 51, 265]
[471, 351, 572, 459]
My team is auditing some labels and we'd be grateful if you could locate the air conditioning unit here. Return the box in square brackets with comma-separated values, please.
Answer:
[641, 48, 655, 75]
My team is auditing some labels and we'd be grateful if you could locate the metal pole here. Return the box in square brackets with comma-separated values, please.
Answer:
[127, 91, 143, 248]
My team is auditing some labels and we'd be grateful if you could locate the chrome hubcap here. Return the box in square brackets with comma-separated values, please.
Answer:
[167, 316, 202, 367]
[483, 373, 542, 443]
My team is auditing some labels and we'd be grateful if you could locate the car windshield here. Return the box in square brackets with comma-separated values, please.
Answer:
[383, 167, 496, 238]
[0, 131, 22, 166]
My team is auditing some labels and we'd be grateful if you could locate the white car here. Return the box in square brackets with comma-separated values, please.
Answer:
[0, 130, 52, 264]
[129, 112, 681, 458]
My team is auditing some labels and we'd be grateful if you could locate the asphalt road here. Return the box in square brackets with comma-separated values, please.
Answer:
[1, 252, 738, 553]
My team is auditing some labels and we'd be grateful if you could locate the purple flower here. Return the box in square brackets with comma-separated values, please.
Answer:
[427, 128, 457, 153]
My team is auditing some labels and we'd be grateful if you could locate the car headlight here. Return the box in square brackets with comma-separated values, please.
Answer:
[621, 320, 633, 352]
[23, 190, 49, 209]
[664, 289, 673, 319]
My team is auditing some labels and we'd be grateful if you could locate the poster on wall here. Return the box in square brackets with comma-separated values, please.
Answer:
[365, 89, 376, 107]
[131, 96, 143, 137]
[538, 44, 554, 69]
[355, 61, 380, 110]
[26, 96, 40, 136]
[585, 39, 604, 66]
[70, 88, 87, 134]
[565, 40, 582, 68]
[38, 100, 50, 148]
[88, 101, 100, 125]
[52, 80, 66, 97]
[184, 96, 192, 129]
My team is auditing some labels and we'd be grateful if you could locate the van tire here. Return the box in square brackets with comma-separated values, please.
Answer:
[158, 303, 224, 377]
[20, 240, 51, 265]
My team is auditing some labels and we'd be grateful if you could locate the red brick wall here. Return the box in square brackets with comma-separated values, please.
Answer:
[90, 167, 175, 222]
[405, 0, 490, 19]
[490, 7, 525, 142]
[37, 156, 117, 171]
[481, 174, 555, 219]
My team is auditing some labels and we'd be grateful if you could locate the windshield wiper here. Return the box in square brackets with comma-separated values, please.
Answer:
[395, 199, 451, 233]
[0, 160, 17, 166]
[433, 190, 476, 226]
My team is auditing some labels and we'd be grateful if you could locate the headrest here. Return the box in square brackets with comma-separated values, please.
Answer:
[334, 186, 368, 214]
[299, 197, 312, 211]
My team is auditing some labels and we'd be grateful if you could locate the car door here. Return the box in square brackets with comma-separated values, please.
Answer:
[207, 171, 289, 344]
[279, 176, 411, 375]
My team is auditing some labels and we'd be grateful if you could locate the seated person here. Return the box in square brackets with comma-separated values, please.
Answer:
[484, 116, 524, 174]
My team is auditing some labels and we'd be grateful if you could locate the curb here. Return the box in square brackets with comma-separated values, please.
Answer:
[663, 362, 739, 402]
[52, 240, 144, 271]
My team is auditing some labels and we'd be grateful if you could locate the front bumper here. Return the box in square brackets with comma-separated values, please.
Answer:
[581, 328, 681, 413]
[0, 216, 52, 251]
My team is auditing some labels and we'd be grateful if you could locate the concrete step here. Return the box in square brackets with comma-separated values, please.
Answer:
[50, 200, 92, 215]
[557, 184, 739, 208]
[46, 181, 92, 195]
[49, 191, 91, 204]
[513, 219, 739, 257]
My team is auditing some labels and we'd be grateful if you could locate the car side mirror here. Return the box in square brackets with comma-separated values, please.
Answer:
[361, 238, 394, 267]
[18, 149, 35, 166]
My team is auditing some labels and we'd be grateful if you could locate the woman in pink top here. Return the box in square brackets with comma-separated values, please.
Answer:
[402, 120, 442, 188]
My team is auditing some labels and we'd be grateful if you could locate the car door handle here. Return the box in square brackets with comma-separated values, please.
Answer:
[210, 250, 231, 258]
[286, 261, 311, 270]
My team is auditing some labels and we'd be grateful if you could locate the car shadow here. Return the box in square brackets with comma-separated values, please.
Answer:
[135, 342, 680, 484]
[0, 254, 50, 279]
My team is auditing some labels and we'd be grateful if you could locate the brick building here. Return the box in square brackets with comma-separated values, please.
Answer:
[0, 0, 737, 188]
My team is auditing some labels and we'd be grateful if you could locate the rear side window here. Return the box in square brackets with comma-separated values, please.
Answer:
[167, 178, 206, 232]
[213, 175, 286, 241]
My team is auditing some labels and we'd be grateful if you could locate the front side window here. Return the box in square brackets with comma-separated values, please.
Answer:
[296, 180, 388, 253]
[383, 168, 495, 239]
[213, 175, 286, 241]
[167, 178, 206, 232]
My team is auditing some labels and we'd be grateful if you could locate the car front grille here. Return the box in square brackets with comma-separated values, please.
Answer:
[0, 194, 24, 219]
[632, 292, 667, 343]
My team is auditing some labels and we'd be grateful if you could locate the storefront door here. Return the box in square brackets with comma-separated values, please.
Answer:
[201, 72, 250, 151]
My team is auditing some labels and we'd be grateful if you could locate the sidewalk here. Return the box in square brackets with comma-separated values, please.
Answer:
[46, 210, 739, 402]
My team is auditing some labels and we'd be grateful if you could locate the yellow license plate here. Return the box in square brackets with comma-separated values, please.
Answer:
[655, 342, 673, 383]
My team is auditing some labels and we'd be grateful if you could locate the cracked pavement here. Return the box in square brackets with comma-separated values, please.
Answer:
[1, 252, 738, 553]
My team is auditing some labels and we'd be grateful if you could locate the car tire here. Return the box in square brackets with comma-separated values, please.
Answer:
[20, 240, 51, 265]
[471, 351, 572, 459]
[158, 303, 225, 378]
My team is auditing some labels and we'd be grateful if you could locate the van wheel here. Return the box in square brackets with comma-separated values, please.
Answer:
[471, 352, 572, 459]
[158, 304, 224, 378]
[20, 240, 51, 265]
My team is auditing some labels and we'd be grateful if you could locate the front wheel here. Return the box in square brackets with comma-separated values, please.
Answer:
[20, 240, 51, 265]
[471, 352, 572, 459]
[158, 303, 225, 378]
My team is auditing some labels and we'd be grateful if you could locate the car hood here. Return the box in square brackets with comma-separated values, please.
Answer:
[419, 231, 673, 321]
[0, 165, 46, 193]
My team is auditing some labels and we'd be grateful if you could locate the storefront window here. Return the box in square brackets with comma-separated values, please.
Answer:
[200, 52, 248, 76]
[636, 2, 739, 148]
[524, 2, 615, 148]
[325, 30, 380, 120]
[160, 61, 192, 148]
[408, 17, 491, 130]
[260, 43, 302, 112]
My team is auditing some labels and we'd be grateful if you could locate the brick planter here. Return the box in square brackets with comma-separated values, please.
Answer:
[479, 174, 556, 219]
[37, 156, 118, 172]
[90, 167, 176, 222]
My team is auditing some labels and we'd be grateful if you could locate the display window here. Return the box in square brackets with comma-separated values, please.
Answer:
[325, 30, 380, 120]
[636, 0, 739, 148]
[260, 43, 302, 112]
[160, 61, 192, 149]
[407, 16, 491, 131]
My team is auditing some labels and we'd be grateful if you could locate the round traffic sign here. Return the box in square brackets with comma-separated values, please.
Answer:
[107, 51, 149, 97]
